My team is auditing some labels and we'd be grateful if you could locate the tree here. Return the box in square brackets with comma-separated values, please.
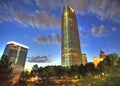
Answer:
[0, 55, 13, 86]
[54, 66, 66, 78]
[18, 71, 30, 86]
[89, 53, 120, 86]
[35, 66, 48, 86]
[118, 57, 120, 66]
[106, 53, 119, 66]
[45, 66, 56, 77]
[85, 62, 96, 76]
[30, 64, 38, 77]
[69, 65, 78, 77]
[36, 66, 57, 86]
[78, 64, 86, 77]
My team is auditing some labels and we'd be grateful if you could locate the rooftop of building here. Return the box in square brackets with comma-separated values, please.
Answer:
[64, 5, 75, 13]
[7, 41, 29, 49]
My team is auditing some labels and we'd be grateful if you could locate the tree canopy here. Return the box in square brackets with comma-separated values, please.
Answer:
[0, 55, 13, 86]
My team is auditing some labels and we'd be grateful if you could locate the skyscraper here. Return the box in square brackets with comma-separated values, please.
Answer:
[3, 41, 28, 74]
[61, 6, 82, 67]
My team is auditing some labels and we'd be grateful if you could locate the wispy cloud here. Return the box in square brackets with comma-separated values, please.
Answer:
[89, 0, 120, 23]
[33, 33, 61, 44]
[36, 0, 63, 10]
[80, 31, 91, 37]
[33, 33, 88, 46]
[27, 56, 52, 63]
[35, 0, 120, 23]
[11, 8, 60, 28]
[0, 1, 60, 28]
[0, 0, 120, 28]
[38, 0, 115, 24]
[112, 27, 117, 32]
[91, 25, 107, 37]
[53, 33, 61, 43]
[80, 41, 88, 46]
[70, 0, 120, 23]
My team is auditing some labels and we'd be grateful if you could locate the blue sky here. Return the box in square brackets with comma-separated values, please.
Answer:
[0, 0, 120, 70]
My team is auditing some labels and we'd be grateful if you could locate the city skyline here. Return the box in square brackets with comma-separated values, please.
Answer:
[0, 0, 120, 70]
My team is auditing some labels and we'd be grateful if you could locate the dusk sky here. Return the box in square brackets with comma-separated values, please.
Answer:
[0, 0, 120, 70]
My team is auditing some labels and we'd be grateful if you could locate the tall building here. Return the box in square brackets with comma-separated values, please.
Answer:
[3, 41, 28, 74]
[61, 6, 82, 67]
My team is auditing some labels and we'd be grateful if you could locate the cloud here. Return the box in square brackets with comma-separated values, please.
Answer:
[33, 33, 88, 46]
[33, 35, 52, 43]
[0, 0, 120, 28]
[53, 33, 61, 43]
[10, 8, 30, 27]
[33, 33, 61, 44]
[11, 8, 60, 28]
[69, 0, 89, 13]
[33, 33, 87, 47]
[112, 27, 117, 32]
[80, 31, 90, 37]
[69, 0, 120, 23]
[35, 0, 120, 24]
[80, 41, 88, 46]
[27, 56, 52, 63]
[0, 2, 60, 28]
[91, 25, 107, 37]
[21, 0, 35, 6]
[88, 0, 120, 23]
[105, 48, 110, 52]
[35, 0, 63, 10]
[0, 2, 11, 23]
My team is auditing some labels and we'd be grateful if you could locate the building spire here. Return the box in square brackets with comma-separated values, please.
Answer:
[63, 0, 69, 7]
[66, 0, 69, 6]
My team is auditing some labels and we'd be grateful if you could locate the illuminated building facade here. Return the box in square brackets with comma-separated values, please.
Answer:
[3, 41, 28, 74]
[61, 6, 82, 67]
[93, 50, 105, 67]
[93, 57, 104, 68]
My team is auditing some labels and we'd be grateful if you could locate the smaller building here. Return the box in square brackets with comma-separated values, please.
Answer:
[93, 57, 104, 68]
[81, 53, 87, 65]
[93, 50, 106, 67]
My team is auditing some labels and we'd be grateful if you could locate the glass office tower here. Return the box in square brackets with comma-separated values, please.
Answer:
[3, 41, 28, 74]
[61, 6, 82, 67]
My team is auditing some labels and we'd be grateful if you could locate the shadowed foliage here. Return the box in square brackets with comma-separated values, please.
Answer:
[0, 55, 13, 86]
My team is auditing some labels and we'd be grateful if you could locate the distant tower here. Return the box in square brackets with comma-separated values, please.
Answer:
[61, 6, 82, 67]
[3, 41, 28, 74]
[81, 53, 87, 65]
